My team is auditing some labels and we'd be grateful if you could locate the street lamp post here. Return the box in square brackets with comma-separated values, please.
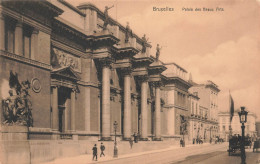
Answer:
[238, 106, 248, 164]
[113, 121, 118, 158]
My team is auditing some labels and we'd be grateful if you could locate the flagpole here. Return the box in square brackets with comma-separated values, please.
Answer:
[229, 90, 233, 140]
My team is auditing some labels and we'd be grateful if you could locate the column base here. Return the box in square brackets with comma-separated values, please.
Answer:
[100, 137, 113, 141]
[153, 137, 162, 141]
[122, 137, 132, 141]
[72, 134, 78, 140]
[51, 130, 60, 140]
[139, 137, 149, 141]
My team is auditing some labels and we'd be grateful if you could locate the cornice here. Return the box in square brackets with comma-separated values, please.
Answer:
[77, 80, 100, 88]
[51, 40, 86, 58]
[1, 6, 52, 34]
[77, 3, 152, 48]
[0, 50, 51, 70]
[58, 0, 86, 17]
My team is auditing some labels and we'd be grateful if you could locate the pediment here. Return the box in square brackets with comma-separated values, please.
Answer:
[51, 66, 80, 81]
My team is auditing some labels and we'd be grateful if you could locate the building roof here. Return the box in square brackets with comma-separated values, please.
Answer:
[191, 80, 220, 92]
[163, 62, 187, 73]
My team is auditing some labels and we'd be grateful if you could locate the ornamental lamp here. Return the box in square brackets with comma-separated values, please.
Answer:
[238, 106, 248, 124]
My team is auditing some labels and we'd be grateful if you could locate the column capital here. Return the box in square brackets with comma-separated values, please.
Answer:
[32, 28, 39, 34]
[150, 81, 162, 88]
[99, 58, 113, 68]
[0, 13, 5, 20]
[137, 75, 149, 83]
[16, 21, 23, 28]
[121, 67, 132, 76]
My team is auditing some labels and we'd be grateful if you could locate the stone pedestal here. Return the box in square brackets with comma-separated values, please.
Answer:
[1, 125, 28, 140]
[1, 126, 30, 164]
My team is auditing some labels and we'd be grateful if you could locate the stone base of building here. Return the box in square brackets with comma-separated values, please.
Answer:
[1, 125, 28, 140]
[122, 137, 132, 141]
[139, 137, 149, 141]
[1, 125, 30, 164]
[99, 137, 113, 141]
[153, 137, 162, 141]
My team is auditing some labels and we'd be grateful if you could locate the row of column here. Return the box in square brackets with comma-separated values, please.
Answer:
[101, 64, 162, 140]
[0, 14, 38, 59]
[51, 87, 76, 133]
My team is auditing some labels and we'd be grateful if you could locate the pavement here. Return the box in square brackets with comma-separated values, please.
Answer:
[42, 143, 227, 164]
[175, 148, 260, 164]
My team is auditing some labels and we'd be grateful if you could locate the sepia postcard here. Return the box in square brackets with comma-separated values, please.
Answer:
[0, 0, 259, 163]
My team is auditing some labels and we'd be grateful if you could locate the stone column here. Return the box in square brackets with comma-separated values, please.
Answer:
[71, 89, 78, 140]
[71, 89, 76, 131]
[154, 85, 161, 140]
[167, 108, 175, 136]
[0, 14, 5, 50]
[52, 87, 59, 139]
[101, 64, 111, 140]
[30, 29, 38, 60]
[140, 79, 148, 140]
[123, 73, 131, 140]
[14, 21, 23, 56]
[81, 58, 91, 132]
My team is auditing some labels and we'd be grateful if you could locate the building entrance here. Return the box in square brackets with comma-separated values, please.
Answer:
[58, 87, 71, 133]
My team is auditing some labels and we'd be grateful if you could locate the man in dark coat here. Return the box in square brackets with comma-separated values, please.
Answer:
[100, 142, 105, 157]
[92, 144, 98, 161]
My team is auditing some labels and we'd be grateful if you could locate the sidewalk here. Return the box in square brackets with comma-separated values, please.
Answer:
[42, 143, 212, 164]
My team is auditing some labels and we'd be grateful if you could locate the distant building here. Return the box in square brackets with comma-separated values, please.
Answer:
[161, 63, 191, 140]
[256, 122, 260, 137]
[188, 80, 220, 142]
[218, 110, 257, 141]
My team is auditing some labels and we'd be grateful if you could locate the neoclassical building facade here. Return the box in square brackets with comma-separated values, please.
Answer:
[0, 0, 222, 145]
[0, 0, 194, 143]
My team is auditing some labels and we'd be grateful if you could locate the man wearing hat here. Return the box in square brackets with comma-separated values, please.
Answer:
[100, 142, 106, 157]
[92, 144, 98, 161]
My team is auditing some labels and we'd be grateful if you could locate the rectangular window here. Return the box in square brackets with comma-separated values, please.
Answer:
[5, 18, 16, 53]
[192, 102, 194, 114]
[223, 125, 225, 131]
[23, 25, 32, 58]
[23, 36, 31, 58]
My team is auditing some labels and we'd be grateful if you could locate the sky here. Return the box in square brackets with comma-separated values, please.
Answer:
[67, 0, 260, 120]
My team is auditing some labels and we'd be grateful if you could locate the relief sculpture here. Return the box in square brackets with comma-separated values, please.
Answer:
[52, 48, 81, 72]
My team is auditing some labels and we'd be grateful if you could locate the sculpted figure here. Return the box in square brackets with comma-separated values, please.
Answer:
[125, 22, 132, 43]
[156, 44, 162, 61]
[103, 5, 114, 30]
[2, 72, 33, 126]
[3, 90, 18, 124]
[141, 34, 149, 53]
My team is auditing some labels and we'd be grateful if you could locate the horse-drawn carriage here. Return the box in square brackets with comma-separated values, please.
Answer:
[227, 136, 241, 156]
[227, 136, 252, 156]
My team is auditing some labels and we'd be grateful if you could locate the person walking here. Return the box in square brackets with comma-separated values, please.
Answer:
[92, 144, 98, 161]
[129, 138, 134, 149]
[100, 142, 105, 157]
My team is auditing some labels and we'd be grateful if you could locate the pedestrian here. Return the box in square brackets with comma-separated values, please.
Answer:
[180, 139, 183, 147]
[100, 142, 105, 157]
[134, 132, 138, 143]
[129, 138, 133, 149]
[92, 144, 98, 161]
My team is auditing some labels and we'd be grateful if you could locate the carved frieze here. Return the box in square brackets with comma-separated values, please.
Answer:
[52, 48, 81, 73]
